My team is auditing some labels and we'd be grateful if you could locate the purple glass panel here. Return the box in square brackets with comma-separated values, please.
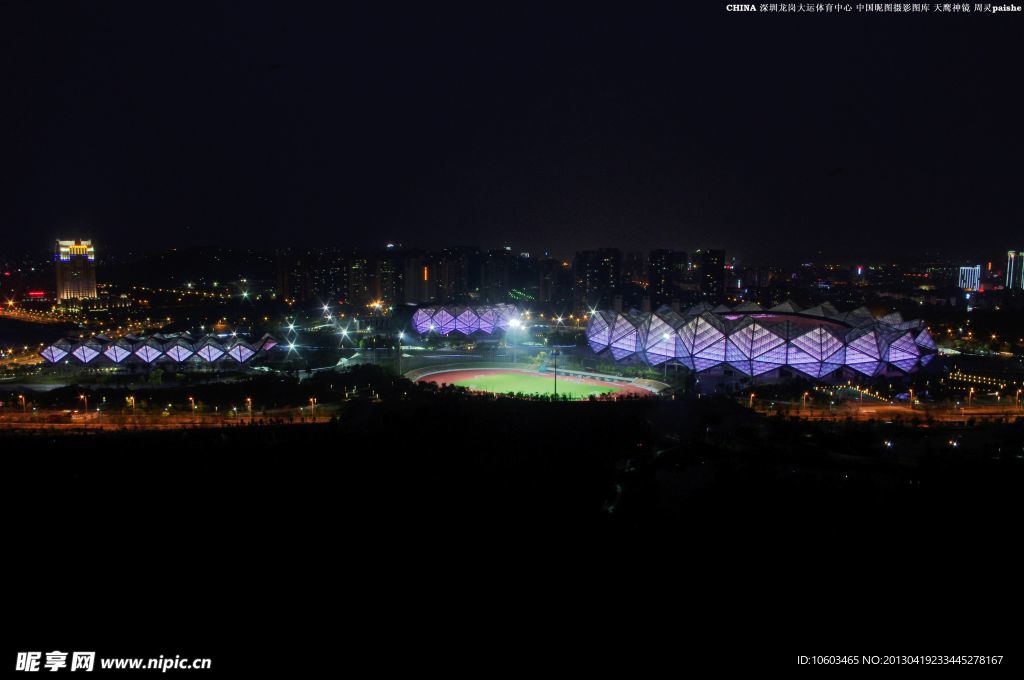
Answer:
[677, 315, 727, 371]
[786, 344, 820, 377]
[643, 314, 677, 365]
[586, 312, 613, 353]
[726, 324, 755, 366]
[846, 330, 880, 360]
[433, 308, 456, 335]
[72, 344, 99, 363]
[609, 315, 640, 360]
[478, 308, 497, 334]
[41, 345, 68, 363]
[412, 309, 434, 334]
[691, 317, 726, 369]
[134, 345, 162, 363]
[103, 345, 131, 363]
[886, 332, 919, 365]
[750, 338, 788, 376]
[914, 328, 936, 351]
[196, 344, 224, 362]
[455, 308, 479, 335]
[227, 345, 255, 362]
[890, 358, 919, 373]
[166, 345, 193, 362]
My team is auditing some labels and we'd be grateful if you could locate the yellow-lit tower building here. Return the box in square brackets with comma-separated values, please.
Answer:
[54, 239, 97, 300]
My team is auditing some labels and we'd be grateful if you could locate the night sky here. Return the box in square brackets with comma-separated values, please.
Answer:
[1, 3, 1020, 262]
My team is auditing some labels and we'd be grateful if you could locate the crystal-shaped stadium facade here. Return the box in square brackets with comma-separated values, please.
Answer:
[585, 304, 937, 381]
[195, 338, 225, 363]
[103, 339, 133, 364]
[71, 339, 103, 364]
[409, 305, 522, 336]
[40, 333, 277, 368]
[224, 339, 256, 363]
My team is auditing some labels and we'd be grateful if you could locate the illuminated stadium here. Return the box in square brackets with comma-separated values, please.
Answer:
[411, 304, 520, 335]
[586, 301, 938, 380]
[40, 332, 279, 368]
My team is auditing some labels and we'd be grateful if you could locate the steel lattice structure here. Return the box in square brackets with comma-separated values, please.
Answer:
[585, 301, 937, 379]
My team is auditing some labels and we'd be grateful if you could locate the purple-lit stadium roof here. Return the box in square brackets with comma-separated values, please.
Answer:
[40, 332, 278, 367]
[586, 301, 937, 379]
[411, 304, 519, 336]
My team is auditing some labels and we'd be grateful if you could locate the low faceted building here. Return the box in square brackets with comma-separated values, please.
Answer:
[40, 333, 278, 369]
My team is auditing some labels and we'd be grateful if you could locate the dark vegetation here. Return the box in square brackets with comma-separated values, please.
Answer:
[7, 366, 1022, 670]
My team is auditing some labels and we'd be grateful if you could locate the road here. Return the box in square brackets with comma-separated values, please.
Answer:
[753, 400, 1024, 424]
[0, 408, 337, 432]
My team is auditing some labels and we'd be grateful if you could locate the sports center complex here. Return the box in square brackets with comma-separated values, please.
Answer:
[405, 301, 937, 398]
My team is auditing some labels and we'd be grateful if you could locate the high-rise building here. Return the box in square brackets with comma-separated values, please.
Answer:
[648, 250, 688, 305]
[481, 249, 514, 302]
[958, 265, 981, 292]
[573, 249, 621, 308]
[54, 239, 97, 300]
[402, 253, 428, 304]
[699, 249, 725, 302]
[345, 254, 371, 306]
[537, 257, 573, 306]
[1007, 251, 1023, 290]
[373, 255, 403, 305]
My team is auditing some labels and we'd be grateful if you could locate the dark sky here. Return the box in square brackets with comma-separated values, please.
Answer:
[1, 2, 1020, 262]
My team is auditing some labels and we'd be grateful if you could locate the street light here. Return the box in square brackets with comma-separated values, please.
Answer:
[246, 397, 252, 423]
[509, 318, 522, 364]
[18, 394, 26, 414]
[188, 396, 196, 419]
[309, 397, 316, 418]
[552, 348, 560, 397]
[79, 393, 88, 414]
[397, 331, 405, 374]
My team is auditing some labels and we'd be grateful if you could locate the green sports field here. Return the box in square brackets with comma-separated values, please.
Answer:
[451, 371, 620, 398]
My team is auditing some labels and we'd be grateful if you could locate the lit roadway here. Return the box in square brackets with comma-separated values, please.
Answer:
[749, 399, 1024, 424]
[0, 307, 64, 324]
[0, 407, 337, 432]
